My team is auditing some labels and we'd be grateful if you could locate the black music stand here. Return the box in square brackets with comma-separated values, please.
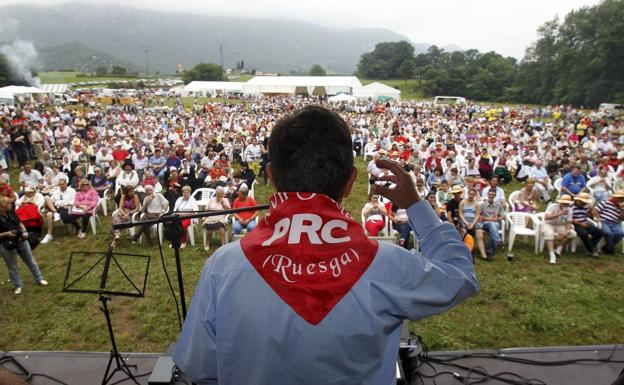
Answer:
[63, 246, 150, 385]
[112, 205, 269, 322]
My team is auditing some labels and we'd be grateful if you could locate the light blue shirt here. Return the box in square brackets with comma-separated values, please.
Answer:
[173, 200, 479, 385]
[529, 166, 548, 180]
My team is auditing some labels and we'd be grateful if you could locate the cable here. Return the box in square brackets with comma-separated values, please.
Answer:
[30, 373, 71, 385]
[1, 354, 70, 385]
[107, 371, 152, 385]
[409, 337, 624, 385]
[156, 221, 183, 330]
[429, 344, 624, 366]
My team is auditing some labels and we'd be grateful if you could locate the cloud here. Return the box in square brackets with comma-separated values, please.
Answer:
[0, 0, 603, 59]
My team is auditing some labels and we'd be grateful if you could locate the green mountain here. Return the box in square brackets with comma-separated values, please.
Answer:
[0, 2, 417, 74]
[38, 42, 138, 73]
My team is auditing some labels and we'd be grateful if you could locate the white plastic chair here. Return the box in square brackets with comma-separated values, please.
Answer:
[554, 178, 563, 196]
[361, 207, 389, 237]
[533, 212, 546, 252]
[508, 190, 521, 212]
[506, 212, 540, 254]
[185, 218, 197, 246]
[249, 180, 258, 199]
[191, 188, 215, 209]
[535, 211, 581, 253]
[89, 203, 101, 235]
[363, 143, 376, 160]
[96, 195, 108, 216]
[137, 212, 165, 245]
[203, 215, 230, 249]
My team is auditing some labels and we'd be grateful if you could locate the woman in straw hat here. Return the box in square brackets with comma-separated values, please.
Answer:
[570, 192, 603, 258]
[543, 195, 576, 264]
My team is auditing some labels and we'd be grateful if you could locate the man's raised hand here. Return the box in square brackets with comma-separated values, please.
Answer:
[371, 159, 420, 209]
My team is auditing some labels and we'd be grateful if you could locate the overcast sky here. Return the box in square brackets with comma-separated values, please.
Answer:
[0, 0, 602, 59]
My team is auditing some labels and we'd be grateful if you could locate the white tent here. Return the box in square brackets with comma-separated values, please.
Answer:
[0, 85, 45, 96]
[243, 76, 362, 96]
[0, 93, 14, 106]
[41, 83, 69, 94]
[182, 81, 245, 97]
[354, 82, 401, 101]
[328, 93, 358, 103]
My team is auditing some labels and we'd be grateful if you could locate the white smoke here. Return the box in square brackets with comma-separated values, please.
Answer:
[0, 17, 41, 86]
[0, 40, 41, 87]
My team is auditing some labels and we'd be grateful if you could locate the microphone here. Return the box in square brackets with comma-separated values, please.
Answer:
[111, 204, 270, 230]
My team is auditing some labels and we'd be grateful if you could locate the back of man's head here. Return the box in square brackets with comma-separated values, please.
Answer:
[269, 105, 353, 202]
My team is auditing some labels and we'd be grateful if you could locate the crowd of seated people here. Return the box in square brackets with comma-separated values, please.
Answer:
[0, 95, 622, 272]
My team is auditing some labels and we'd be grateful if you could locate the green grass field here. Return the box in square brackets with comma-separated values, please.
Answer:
[1, 157, 623, 353]
[38, 71, 140, 84]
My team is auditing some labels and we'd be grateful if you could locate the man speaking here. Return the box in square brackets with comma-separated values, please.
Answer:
[173, 106, 479, 385]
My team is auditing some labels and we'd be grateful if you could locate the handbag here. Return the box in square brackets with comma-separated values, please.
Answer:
[27, 232, 40, 250]
[3, 238, 18, 250]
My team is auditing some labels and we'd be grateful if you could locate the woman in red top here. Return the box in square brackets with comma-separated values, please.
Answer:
[232, 185, 258, 235]
[208, 161, 226, 187]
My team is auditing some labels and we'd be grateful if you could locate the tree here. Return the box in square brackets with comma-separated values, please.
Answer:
[357, 41, 415, 79]
[181, 63, 225, 83]
[111, 65, 127, 76]
[397, 59, 415, 82]
[512, 0, 624, 107]
[95, 66, 108, 77]
[308, 64, 327, 76]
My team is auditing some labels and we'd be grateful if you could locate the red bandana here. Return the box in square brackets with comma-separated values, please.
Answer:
[241, 192, 378, 325]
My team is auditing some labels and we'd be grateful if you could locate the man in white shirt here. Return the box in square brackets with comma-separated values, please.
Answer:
[367, 153, 381, 183]
[19, 163, 43, 192]
[529, 159, 554, 202]
[481, 175, 506, 204]
[41, 178, 76, 244]
[116, 162, 140, 201]
[96, 147, 114, 170]
[132, 148, 149, 179]
[131, 185, 169, 245]
[198, 151, 217, 182]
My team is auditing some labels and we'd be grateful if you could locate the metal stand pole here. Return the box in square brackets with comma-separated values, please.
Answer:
[100, 295, 139, 385]
[174, 246, 188, 319]
[98, 246, 138, 385]
[162, 215, 188, 320]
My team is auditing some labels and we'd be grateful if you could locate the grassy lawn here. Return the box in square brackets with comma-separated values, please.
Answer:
[1, 158, 623, 353]
[38, 71, 139, 84]
[360, 78, 427, 101]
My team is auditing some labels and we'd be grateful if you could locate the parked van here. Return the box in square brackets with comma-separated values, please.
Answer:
[434, 96, 467, 106]
[599, 103, 624, 116]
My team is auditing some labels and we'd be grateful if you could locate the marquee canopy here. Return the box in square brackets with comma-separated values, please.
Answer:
[353, 82, 401, 101]
[41, 83, 69, 94]
[0, 85, 45, 96]
[243, 76, 362, 96]
[182, 81, 245, 97]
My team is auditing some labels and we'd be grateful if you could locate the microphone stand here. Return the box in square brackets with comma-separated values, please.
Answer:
[112, 204, 269, 321]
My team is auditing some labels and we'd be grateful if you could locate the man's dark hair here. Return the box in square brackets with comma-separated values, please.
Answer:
[269, 105, 353, 201]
